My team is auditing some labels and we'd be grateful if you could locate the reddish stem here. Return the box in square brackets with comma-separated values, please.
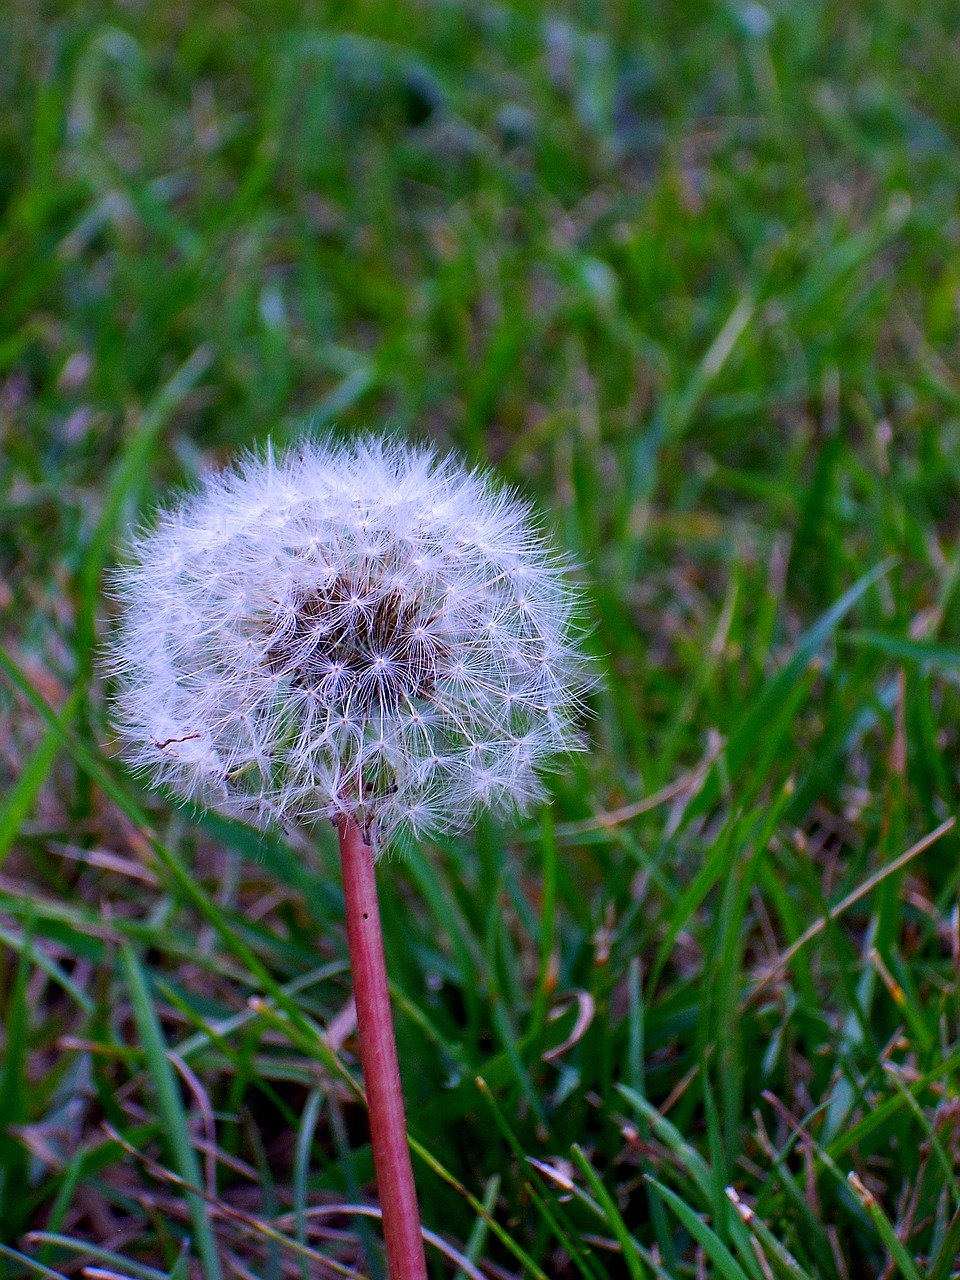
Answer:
[337, 816, 428, 1280]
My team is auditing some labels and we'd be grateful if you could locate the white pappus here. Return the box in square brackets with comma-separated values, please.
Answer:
[107, 435, 592, 850]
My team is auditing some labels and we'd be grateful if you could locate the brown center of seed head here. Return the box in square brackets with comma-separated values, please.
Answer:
[263, 575, 445, 707]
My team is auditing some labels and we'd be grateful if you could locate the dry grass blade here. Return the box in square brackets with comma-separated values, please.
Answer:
[550, 739, 722, 838]
[747, 818, 956, 1003]
[276, 1205, 489, 1280]
[102, 1125, 366, 1279]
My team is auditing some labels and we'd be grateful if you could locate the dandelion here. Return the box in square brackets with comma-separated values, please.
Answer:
[107, 434, 591, 1279]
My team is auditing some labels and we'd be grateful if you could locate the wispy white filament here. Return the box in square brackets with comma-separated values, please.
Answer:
[108, 436, 590, 849]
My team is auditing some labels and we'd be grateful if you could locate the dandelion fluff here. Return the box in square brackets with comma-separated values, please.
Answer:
[108, 435, 591, 849]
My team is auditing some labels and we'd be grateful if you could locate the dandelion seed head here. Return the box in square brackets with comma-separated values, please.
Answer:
[107, 435, 592, 850]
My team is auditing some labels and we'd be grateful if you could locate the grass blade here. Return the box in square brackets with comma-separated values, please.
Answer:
[690, 561, 892, 818]
[0, 688, 80, 867]
[645, 1176, 751, 1280]
[845, 1173, 921, 1280]
[570, 1144, 647, 1280]
[121, 946, 222, 1280]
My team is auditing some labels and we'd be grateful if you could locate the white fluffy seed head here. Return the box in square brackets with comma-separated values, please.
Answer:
[106, 435, 592, 851]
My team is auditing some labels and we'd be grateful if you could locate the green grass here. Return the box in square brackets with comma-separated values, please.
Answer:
[4, 0, 960, 1275]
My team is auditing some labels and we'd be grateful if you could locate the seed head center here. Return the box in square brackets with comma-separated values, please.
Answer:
[264, 575, 443, 707]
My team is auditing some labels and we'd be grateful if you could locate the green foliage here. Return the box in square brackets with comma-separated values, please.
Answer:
[3, 0, 960, 1275]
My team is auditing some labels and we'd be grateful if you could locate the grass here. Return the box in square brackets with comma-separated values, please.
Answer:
[3, 0, 960, 1275]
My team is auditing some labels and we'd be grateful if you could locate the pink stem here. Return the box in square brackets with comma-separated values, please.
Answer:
[337, 816, 429, 1280]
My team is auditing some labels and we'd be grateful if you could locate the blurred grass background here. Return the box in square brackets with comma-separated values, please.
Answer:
[4, 0, 960, 1276]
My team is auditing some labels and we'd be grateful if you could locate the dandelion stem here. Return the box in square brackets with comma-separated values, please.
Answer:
[337, 815, 428, 1280]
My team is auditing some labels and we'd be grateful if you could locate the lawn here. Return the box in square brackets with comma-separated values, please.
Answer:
[3, 1, 960, 1276]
